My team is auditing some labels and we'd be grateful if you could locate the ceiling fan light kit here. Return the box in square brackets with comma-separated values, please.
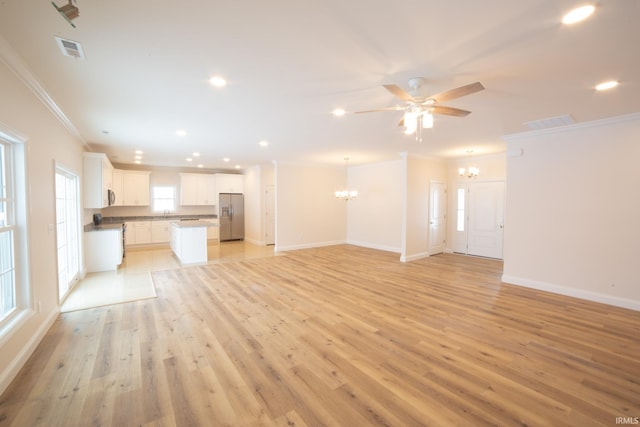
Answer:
[355, 78, 484, 141]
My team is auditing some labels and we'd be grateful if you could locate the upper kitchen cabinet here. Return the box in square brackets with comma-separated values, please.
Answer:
[112, 169, 150, 206]
[122, 170, 150, 206]
[83, 153, 113, 208]
[180, 173, 216, 206]
[216, 173, 243, 194]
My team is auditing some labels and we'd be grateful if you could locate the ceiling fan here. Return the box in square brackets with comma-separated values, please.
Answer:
[355, 77, 485, 139]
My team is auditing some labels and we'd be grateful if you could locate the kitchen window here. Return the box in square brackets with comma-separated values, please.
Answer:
[0, 131, 28, 334]
[152, 186, 175, 213]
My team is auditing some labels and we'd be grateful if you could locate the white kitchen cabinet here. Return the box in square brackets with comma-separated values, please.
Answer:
[84, 228, 123, 272]
[83, 153, 113, 208]
[180, 173, 216, 205]
[111, 169, 124, 206]
[151, 220, 171, 243]
[171, 222, 209, 264]
[215, 173, 243, 194]
[127, 221, 152, 245]
[122, 170, 150, 206]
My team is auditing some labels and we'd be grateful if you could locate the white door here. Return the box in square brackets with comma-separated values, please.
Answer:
[428, 181, 447, 255]
[55, 167, 81, 301]
[265, 185, 275, 245]
[467, 181, 504, 259]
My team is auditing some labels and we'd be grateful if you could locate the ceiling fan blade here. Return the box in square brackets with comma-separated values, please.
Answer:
[428, 81, 484, 103]
[383, 84, 416, 102]
[398, 117, 404, 127]
[354, 106, 403, 114]
[430, 105, 472, 117]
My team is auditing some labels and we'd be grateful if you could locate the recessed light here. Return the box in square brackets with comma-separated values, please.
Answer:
[135, 150, 143, 154]
[134, 160, 141, 164]
[332, 108, 346, 117]
[193, 152, 200, 157]
[562, 5, 595, 25]
[197, 164, 204, 168]
[176, 130, 187, 137]
[209, 76, 227, 87]
[259, 140, 269, 147]
[186, 158, 193, 162]
[134, 155, 142, 160]
[223, 157, 230, 162]
[595, 80, 619, 91]
[234, 165, 241, 169]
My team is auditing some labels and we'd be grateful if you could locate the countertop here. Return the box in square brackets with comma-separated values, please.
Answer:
[84, 223, 124, 232]
[171, 220, 219, 228]
[102, 214, 217, 223]
[85, 214, 218, 232]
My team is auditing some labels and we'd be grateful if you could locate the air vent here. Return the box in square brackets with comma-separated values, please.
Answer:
[524, 114, 574, 131]
[54, 36, 85, 60]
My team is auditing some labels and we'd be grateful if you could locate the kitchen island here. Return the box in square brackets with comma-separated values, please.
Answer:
[170, 220, 218, 265]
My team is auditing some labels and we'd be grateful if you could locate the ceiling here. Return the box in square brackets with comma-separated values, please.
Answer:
[0, 1, 638, 169]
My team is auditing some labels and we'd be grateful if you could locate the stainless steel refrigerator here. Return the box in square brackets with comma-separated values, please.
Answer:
[219, 193, 244, 241]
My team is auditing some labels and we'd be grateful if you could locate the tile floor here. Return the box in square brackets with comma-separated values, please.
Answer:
[61, 240, 278, 312]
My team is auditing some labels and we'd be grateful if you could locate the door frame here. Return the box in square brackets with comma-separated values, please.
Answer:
[428, 180, 447, 255]
[451, 179, 505, 259]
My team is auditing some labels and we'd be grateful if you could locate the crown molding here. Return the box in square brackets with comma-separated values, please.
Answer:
[502, 111, 640, 142]
[0, 35, 86, 146]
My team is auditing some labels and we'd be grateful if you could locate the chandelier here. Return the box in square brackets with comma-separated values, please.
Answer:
[335, 157, 358, 201]
[458, 166, 479, 178]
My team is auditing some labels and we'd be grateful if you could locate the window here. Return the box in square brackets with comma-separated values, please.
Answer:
[152, 186, 175, 212]
[0, 140, 16, 321]
[0, 130, 28, 335]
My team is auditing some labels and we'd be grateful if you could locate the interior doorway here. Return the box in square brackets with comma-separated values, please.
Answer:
[452, 180, 505, 259]
[265, 185, 275, 245]
[55, 166, 81, 301]
[428, 181, 447, 255]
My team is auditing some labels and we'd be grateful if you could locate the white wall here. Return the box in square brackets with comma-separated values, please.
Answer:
[503, 113, 640, 310]
[0, 41, 86, 393]
[275, 162, 346, 251]
[404, 155, 447, 261]
[243, 164, 274, 245]
[346, 159, 403, 253]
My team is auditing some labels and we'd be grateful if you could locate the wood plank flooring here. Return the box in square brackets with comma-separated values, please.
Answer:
[1, 245, 639, 426]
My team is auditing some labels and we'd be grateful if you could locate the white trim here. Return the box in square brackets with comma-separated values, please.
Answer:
[0, 307, 58, 395]
[0, 35, 86, 146]
[244, 237, 265, 246]
[502, 275, 640, 312]
[274, 239, 346, 252]
[502, 111, 640, 142]
[400, 251, 429, 263]
[347, 239, 400, 254]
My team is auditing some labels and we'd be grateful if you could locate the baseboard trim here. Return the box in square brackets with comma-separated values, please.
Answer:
[0, 307, 59, 395]
[275, 240, 347, 252]
[501, 274, 640, 311]
[346, 240, 401, 255]
[401, 252, 429, 263]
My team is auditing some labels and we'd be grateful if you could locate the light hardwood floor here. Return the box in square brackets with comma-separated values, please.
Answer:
[1, 244, 639, 426]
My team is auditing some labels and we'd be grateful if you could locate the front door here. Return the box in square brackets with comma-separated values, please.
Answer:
[428, 181, 447, 255]
[467, 181, 504, 259]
